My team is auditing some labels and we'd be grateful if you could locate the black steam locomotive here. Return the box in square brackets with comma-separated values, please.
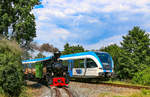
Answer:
[22, 52, 70, 87]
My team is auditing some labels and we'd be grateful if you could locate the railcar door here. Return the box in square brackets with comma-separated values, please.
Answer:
[84, 58, 99, 77]
[72, 59, 86, 77]
[68, 60, 73, 77]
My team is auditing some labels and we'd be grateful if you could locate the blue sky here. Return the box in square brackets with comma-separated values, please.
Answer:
[32, 0, 150, 50]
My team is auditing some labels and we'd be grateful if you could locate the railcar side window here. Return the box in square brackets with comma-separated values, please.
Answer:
[86, 58, 97, 68]
[74, 59, 84, 68]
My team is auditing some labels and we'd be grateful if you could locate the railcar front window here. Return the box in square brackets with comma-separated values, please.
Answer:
[96, 53, 112, 70]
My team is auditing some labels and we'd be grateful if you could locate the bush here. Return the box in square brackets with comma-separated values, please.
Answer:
[132, 67, 150, 85]
[18, 86, 32, 97]
[0, 39, 24, 96]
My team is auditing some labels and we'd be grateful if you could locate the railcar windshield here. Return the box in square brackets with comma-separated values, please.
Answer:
[96, 52, 112, 70]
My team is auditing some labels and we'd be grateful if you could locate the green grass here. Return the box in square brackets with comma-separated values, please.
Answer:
[104, 80, 150, 88]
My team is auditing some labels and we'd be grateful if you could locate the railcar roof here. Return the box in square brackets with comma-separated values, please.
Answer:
[60, 51, 106, 58]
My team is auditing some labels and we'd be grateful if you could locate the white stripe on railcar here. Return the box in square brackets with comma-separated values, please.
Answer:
[59, 55, 102, 68]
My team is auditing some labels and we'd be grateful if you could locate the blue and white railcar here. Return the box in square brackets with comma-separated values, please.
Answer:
[59, 51, 114, 78]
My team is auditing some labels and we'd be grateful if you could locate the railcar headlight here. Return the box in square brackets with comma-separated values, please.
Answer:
[99, 68, 103, 70]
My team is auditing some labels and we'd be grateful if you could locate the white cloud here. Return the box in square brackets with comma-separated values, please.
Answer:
[33, 0, 150, 19]
[88, 18, 101, 23]
[84, 35, 123, 50]
[33, 0, 150, 50]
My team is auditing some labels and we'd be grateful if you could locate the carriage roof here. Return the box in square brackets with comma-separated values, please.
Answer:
[22, 56, 52, 64]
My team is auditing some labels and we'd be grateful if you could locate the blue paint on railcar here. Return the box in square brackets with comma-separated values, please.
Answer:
[76, 69, 82, 74]
[68, 60, 73, 77]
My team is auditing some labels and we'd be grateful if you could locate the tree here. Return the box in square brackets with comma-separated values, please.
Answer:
[0, 0, 39, 49]
[0, 39, 24, 96]
[118, 26, 150, 79]
[39, 43, 59, 53]
[100, 44, 121, 73]
[62, 43, 84, 55]
[35, 52, 46, 58]
[132, 66, 150, 85]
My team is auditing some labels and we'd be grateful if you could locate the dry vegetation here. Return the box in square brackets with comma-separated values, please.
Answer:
[98, 89, 150, 97]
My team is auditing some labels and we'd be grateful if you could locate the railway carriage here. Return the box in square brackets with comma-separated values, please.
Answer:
[59, 51, 114, 78]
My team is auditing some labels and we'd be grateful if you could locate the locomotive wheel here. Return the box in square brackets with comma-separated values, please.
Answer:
[46, 71, 53, 85]
[65, 77, 70, 84]
[48, 77, 53, 85]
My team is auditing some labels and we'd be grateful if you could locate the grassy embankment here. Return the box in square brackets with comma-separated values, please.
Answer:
[104, 80, 150, 88]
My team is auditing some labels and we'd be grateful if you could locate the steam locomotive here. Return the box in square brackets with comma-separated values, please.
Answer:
[22, 52, 70, 87]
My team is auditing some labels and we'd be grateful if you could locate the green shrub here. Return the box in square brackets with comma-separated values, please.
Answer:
[141, 89, 150, 95]
[132, 67, 150, 85]
[18, 86, 32, 97]
[0, 39, 24, 96]
[0, 86, 4, 94]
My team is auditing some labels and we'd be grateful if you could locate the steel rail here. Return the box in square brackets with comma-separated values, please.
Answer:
[63, 87, 73, 97]
[53, 88, 61, 97]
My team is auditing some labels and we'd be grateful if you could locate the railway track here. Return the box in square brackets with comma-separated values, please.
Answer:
[53, 88, 61, 97]
[62, 87, 73, 97]
[52, 87, 74, 97]
[71, 80, 150, 90]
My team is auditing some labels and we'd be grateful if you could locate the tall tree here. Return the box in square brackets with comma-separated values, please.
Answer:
[62, 43, 84, 55]
[118, 26, 150, 79]
[35, 52, 46, 58]
[0, 0, 39, 49]
[100, 44, 121, 73]
[39, 43, 59, 53]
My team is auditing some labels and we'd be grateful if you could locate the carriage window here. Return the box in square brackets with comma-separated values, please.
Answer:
[86, 58, 97, 68]
[62, 60, 68, 66]
[28, 64, 32, 68]
[23, 64, 27, 72]
[74, 59, 84, 68]
[32, 64, 35, 68]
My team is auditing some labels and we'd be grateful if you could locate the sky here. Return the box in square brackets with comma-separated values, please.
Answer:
[32, 0, 150, 50]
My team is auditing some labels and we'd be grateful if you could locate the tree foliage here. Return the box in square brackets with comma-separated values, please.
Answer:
[62, 43, 84, 55]
[35, 52, 46, 58]
[100, 44, 121, 73]
[0, 0, 39, 49]
[118, 26, 150, 79]
[39, 43, 59, 53]
[0, 39, 24, 96]
[132, 66, 150, 85]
